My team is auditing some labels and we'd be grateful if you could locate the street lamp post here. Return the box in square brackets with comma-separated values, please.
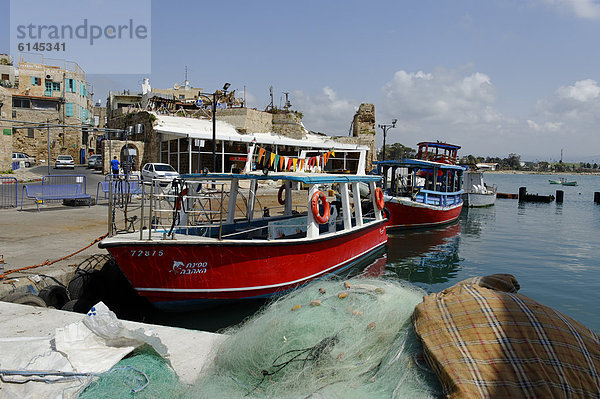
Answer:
[378, 119, 397, 161]
[211, 82, 231, 172]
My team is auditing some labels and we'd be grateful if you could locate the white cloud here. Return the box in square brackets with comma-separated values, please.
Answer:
[556, 79, 600, 102]
[540, 0, 600, 19]
[292, 86, 358, 135]
[381, 68, 498, 125]
[378, 67, 507, 155]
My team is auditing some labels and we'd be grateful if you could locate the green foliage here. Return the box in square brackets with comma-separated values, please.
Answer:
[379, 143, 416, 160]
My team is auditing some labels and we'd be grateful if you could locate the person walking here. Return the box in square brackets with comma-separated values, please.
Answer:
[110, 156, 120, 176]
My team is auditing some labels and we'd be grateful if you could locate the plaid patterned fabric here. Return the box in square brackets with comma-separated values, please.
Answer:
[412, 274, 600, 398]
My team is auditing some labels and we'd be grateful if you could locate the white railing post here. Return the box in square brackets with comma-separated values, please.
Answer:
[307, 184, 319, 238]
[340, 182, 352, 230]
[352, 182, 363, 227]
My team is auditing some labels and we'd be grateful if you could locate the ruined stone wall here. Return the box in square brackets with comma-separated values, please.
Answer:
[352, 103, 376, 137]
[217, 108, 273, 133]
[101, 139, 145, 174]
[335, 103, 377, 171]
[271, 111, 305, 139]
[105, 111, 157, 170]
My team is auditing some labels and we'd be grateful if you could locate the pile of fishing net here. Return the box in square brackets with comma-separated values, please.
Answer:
[190, 278, 442, 398]
[75, 278, 441, 398]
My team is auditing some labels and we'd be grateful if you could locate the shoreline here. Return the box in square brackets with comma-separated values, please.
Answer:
[486, 170, 600, 176]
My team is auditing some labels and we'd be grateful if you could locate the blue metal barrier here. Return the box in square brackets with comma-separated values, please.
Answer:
[0, 177, 18, 208]
[20, 175, 90, 211]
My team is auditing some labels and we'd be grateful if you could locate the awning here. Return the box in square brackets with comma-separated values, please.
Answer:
[152, 114, 368, 151]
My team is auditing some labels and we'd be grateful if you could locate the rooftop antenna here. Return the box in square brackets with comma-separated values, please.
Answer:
[185, 66, 188, 83]
[266, 86, 274, 111]
[560, 148, 563, 163]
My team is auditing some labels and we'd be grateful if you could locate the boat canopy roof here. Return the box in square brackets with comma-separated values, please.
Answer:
[374, 159, 465, 170]
[417, 141, 461, 151]
[180, 172, 382, 184]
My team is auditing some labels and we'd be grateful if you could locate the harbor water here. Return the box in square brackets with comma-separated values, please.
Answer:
[136, 173, 599, 334]
[387, 172, 600, 333]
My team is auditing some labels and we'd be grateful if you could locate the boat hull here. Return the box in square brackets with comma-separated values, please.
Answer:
[100, 221, 387, 310]
[385, 198, 462, 229]
[463, 192, 496, 207]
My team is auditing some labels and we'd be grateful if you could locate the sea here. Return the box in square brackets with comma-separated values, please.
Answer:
[147, 172, 600, 334]
[386, 172, 600, 333]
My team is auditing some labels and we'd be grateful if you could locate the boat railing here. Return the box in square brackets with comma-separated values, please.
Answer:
[415, 188, 464, 207]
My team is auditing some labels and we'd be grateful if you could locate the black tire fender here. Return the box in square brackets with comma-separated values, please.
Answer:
[2, 292, 47, 307]
[39, 285, 70, 309]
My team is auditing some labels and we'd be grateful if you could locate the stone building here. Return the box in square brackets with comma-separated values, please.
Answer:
[9, 56, 94, 165]
[102, 80, 377, 174]
[0, 54, 16, 89]
[0, 86, 12, 171]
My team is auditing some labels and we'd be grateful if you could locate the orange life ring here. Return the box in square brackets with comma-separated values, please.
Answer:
[311, 191, 330, 224]
[278, 184, 287, 205]
[374, 187, 385, 210]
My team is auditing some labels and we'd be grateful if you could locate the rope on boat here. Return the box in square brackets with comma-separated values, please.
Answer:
[0, 233, 108, 280]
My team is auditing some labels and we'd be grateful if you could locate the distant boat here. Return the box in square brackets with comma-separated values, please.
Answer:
[548, 177, 577, 186]
[561, 179, 578, 186]
[375, 141, 464, 230]
[462, 168, 497, 207]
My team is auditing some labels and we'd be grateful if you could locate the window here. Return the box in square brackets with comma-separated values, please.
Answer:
[1, 74, 8, 81]
[52, 82, 60, 91]
[65, 102, 73, 117]
[30, 76, 41, 85]
[66, 78, 75, 93]
[31, 99, 58, 110]
[12, 98, 31, 108]
[179, 94, 185, 99]
[27, 128, 34, 138]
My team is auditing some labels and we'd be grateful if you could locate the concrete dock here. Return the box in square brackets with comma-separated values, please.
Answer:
[1, 167, 227, 396]
[1, 201, 109, 300]
[0, 301, 225, 397]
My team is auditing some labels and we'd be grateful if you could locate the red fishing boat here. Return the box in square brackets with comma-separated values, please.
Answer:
[375, 141, 464, 230]
[99, 172, 387, 310]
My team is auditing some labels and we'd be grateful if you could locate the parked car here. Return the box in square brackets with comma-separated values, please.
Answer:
[141, 163, 180, 184]
[54, 155, 75, 169]
[93, 156, 103, 170]
[12, 152, 36, 167]
[87, 154, 102, 168]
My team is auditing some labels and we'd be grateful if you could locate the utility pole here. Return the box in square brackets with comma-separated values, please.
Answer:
[378, 119, 397, 162]
[46, 119, 50, 175]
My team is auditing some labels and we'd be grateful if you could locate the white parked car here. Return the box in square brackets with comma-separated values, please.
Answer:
[87, 154, 102, 168]
[54, 155, 75, 169]
[141, 163, 180, 184]
[12, 152, 36, 167]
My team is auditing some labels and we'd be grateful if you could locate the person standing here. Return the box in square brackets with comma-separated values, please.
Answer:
[111, 156, 120, 176]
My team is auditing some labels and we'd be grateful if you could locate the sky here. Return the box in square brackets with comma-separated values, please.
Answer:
[3, 0, 600, 162]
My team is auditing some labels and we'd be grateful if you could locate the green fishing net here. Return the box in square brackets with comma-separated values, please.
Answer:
[189, 278, 442, 398]
[77, 345, 186, 398]
[77, 278, 441, 398]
